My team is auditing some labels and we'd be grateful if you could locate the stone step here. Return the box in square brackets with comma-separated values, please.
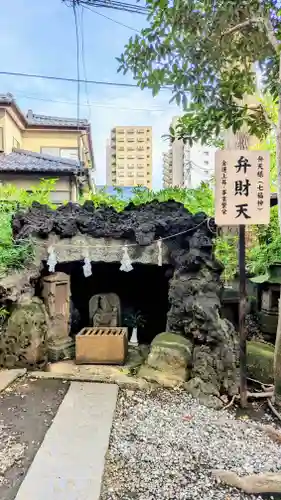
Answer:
[15, 382, 118, 500]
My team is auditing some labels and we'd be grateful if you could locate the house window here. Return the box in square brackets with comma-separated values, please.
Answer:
[204, 160, 209, 165]
[41, 147, 79, 160]
[13, 137, 20, 149]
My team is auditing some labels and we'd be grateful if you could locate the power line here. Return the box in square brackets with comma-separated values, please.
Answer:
[72, 1, 81, 162]
[82, 3, 140, 32]
[0, 70, 171, 90]
[79, 6, 92, 120]
[63, 0, 148, 15]
[11, 90, 178, 112]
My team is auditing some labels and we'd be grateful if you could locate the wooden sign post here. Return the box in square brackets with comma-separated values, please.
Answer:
[215, 150, 270, 407]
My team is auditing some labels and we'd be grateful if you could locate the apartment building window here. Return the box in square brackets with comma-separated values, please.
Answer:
[146, 129, 150, 133]
[117, 129, 125, 134]
[118, 173, 124, 177]
[117, 138, 124, 142]
[118, 155, 124, 159]
[128, 165, 134, 169]
[127, 146, 135, 151]
[137, 155, 144, 159]
[128, 172, 134, 177]
[127, 138, 135, 143]
[137, 172, 144, 177]
[128, 155, 135, 159]
[137, 138, 144, 142]
[137, 164, 144, 168]
[137, 146, 144, 151]
[118, 146, 124, 151]
[127, 129, 134, 134]
[137, 129, 144, 134]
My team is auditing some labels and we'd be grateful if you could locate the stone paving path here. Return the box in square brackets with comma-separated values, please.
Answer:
[14, 382, 118, 500]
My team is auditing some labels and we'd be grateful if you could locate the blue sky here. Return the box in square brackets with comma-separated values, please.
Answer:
[0, 0, 181, 188]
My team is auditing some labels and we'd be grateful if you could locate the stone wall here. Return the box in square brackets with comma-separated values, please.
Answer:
[3, 200, 239, 399]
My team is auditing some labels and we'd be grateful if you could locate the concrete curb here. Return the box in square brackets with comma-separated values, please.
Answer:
[0, 368, 27, 393]
[27, 370, 154, 389]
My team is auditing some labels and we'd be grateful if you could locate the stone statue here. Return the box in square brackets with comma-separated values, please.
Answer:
[89, 293, 120, 327]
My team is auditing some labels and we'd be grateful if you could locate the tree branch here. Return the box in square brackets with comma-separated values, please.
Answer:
[261, 16, 280, 53]
[222, 14, 280, 55]
[222, 18, 261, 37]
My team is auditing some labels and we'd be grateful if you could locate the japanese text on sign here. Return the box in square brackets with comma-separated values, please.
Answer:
[215, 150, 270, 226]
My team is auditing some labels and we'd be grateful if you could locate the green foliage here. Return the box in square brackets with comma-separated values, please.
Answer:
[250, 95, 277, 191]
[0, 179, 56, 277]
[0, 306, 9, 328]
[118, 0, 280, 144]
[83, 183, 215, 215]
[214, 234, 238, 282]
[124, 310, 146, 328]
[247, 206, 281, 275]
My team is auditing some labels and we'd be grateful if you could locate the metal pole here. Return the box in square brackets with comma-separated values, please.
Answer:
[239, 224, 247, 407]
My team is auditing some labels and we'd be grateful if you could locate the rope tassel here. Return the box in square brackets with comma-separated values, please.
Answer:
[120, 244, 133, 272]
[83, 257, 92, 277]
[157, 239, 163, 266]
[47, 246, 57, 273]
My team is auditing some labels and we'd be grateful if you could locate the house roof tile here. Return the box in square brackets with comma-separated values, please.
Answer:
[0, 93, 89, 128]
[0, 149, 80, 173]
[26, 112, 89, 128]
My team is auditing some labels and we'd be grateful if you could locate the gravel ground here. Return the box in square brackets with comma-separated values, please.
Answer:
[100, 389, 281, 500]
[0, 377, 69, 500]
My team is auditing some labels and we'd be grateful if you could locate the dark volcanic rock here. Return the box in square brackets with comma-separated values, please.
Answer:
[11, 200, 239, 400]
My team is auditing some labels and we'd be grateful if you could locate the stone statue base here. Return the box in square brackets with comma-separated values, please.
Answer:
[48, 337, 75, 363]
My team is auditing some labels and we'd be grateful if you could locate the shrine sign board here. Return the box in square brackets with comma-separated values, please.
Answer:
[215, 150, 270, 226]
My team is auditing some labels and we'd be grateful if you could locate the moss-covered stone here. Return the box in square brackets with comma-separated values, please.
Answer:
[0, 296, 48, 369]
[151, 332, 193, 360]
[247, 340, 274, 384]
[138, 332, 193, 386]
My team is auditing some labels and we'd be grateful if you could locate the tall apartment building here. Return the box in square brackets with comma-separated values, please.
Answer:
[106, 126, 152, 188]
[162, 117, 215, 188]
